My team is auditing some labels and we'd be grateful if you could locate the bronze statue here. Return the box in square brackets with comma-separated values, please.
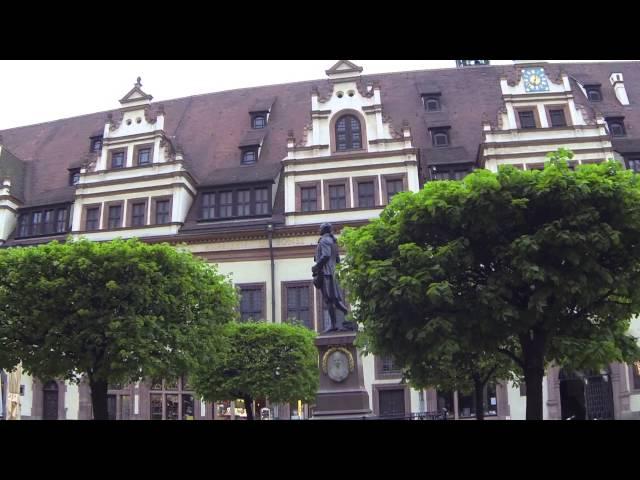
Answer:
[312, 223, 352, 333]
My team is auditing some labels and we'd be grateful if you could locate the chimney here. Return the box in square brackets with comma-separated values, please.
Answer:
[610, 73, 630, 106]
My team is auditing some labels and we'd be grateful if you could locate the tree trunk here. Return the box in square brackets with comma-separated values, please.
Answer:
[88, 376, 109, 421]
[243, 395, 254, 421]
[473, 377, 485, 421]
[521, 331, 546, 421]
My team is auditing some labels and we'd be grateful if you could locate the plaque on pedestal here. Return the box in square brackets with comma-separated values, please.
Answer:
[311, 332, 372, 419]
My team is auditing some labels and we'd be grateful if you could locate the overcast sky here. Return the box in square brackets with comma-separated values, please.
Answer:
[0, 60, 627, 131]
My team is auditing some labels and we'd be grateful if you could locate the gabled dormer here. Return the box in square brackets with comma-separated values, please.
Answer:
[70, 78, 197, 240]
[249, 97, 275, 129]
[480, 64, 614, 172]
[282, 61, 419, 226]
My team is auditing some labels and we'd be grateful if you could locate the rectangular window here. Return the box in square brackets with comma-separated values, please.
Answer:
[255, 188, 269, 215]
[549, 109, 567, 127]
[285, 285, 312, 329]
[633, 362, 640, 390]
[108, 205, 122, 229]
[166, 395, 179, 420]
[120, 395, 131, 420]
[42, 209, 54, 234]
[378, 389, 405, 418]
[55, 208, 67, 233]
[137, 148, 151, 166]
[239, 285, 264, 321]
[518, 110, 536, 129]
[155, 200, 170, 224]
[131, 202, 146, 227]
[386, 178, 404, 203]
[628, 159, 640, 173]
[301, 186, 318, 212]
[18, 215, 29, 237]
[237, 190, 251, 216]
[219, 191, 233, 218]
[150, 394, 163, 420]
[31, 211, 43, 236]
[201, 193, 216, 220]
[182, 394, 195, 420]
[329, 184, 346, 210]
[111, 151, 125, 169]
[357, 181, 375, 208]
[381, 356, 400, 374]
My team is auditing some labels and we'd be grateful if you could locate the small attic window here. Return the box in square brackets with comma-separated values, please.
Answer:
[90, 136, 103, 153]
[585, 85, 602, 102]
[423, 95, 441, 112]
[241, 146, 259, 165]
[69, 169, 81, 186]
[606, 117, 626, 137]
[251, 111, 268, 129]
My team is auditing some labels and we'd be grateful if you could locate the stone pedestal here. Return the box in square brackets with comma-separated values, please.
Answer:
[312, 332, 372, 419]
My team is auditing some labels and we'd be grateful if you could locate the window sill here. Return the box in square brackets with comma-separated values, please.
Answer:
[15, 231, 69, 240]
[75, 222, 180, 233]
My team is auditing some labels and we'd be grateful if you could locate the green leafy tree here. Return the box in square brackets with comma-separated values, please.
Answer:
[340, 148, 640, 420]
[191, 321, 318, 420]
[0, 238, 237, 420]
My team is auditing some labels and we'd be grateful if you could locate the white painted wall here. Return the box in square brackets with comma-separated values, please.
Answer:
[65, 382, 79, 420]
[20, 373, 33, 417]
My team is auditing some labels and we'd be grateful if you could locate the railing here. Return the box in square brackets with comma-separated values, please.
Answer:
[365, 411, 449, 420]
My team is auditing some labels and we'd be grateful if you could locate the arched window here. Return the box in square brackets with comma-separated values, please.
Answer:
[335, 114, 362, 151]
[607, 120, 626, 137]
[432, 131, 449, 147]
[586, 86, 602, 102]
[253, 115, 265, 129]
[242, 149, 257, 165]
[424, 96, 441, 112]
[43, 380, 59, 420]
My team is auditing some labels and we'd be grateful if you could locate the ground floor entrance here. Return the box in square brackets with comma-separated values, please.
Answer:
[559, 369, 614, 420]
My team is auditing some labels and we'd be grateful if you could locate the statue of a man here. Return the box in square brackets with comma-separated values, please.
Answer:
[312, 223, 351, 333]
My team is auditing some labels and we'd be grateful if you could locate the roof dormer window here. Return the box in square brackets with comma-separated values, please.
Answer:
[422, 94, 441, 112]
[585, 85, 602, 102]
[429, 127, 451, 147]
[252, 114, 266, 129]
[69, 169, 81, 186]
[606, 117, 626, 137]
[90, 136, 103, 153]
[241, 146, 258, 165]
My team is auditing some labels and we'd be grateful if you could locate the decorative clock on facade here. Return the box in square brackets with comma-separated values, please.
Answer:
[322, 347, 355, 383]
[522, 67, 550, 93]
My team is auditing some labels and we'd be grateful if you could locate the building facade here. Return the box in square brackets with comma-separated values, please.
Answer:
[1, 60, 640, 420]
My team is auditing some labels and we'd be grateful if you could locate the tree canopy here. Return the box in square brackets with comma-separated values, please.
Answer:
[191, 321, 318, 420]
[340, 148, 640, 420]
[0, 237, 237, 419]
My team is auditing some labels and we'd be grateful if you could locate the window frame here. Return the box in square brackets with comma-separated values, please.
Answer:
[282, 280, 314, 331]
[16, 205, 70, 238]
[198, 184, 272, 221]
[429, 126, 451, 147]
[606, 117, 626, 137]
[381, 174, 408, 205]
[585, 85, 602, 102]
[372, 383, 410, 418]
[240, 146, 259, 165]
[102, 200, 124, 230]
[375, 354, 403, 380]
[323, 178, 351, 211]
[548, 108, 567, 128]
[295, 181, 321, 213]
[236, 283, 267, 322]
[332, 113, 365, 153]
[422, 94, 442, 112]
[90, 136, 103, 153]
[109, 148, 127, 169]
[83, 204, 102, 231]
[133, 143, 154, 167]
[126, 198, 148, 227]
[151, 196, 172, 225]
[69, 169, 81, 186]
[354, 176, 380, 208]
[516, 109, 538, 129]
